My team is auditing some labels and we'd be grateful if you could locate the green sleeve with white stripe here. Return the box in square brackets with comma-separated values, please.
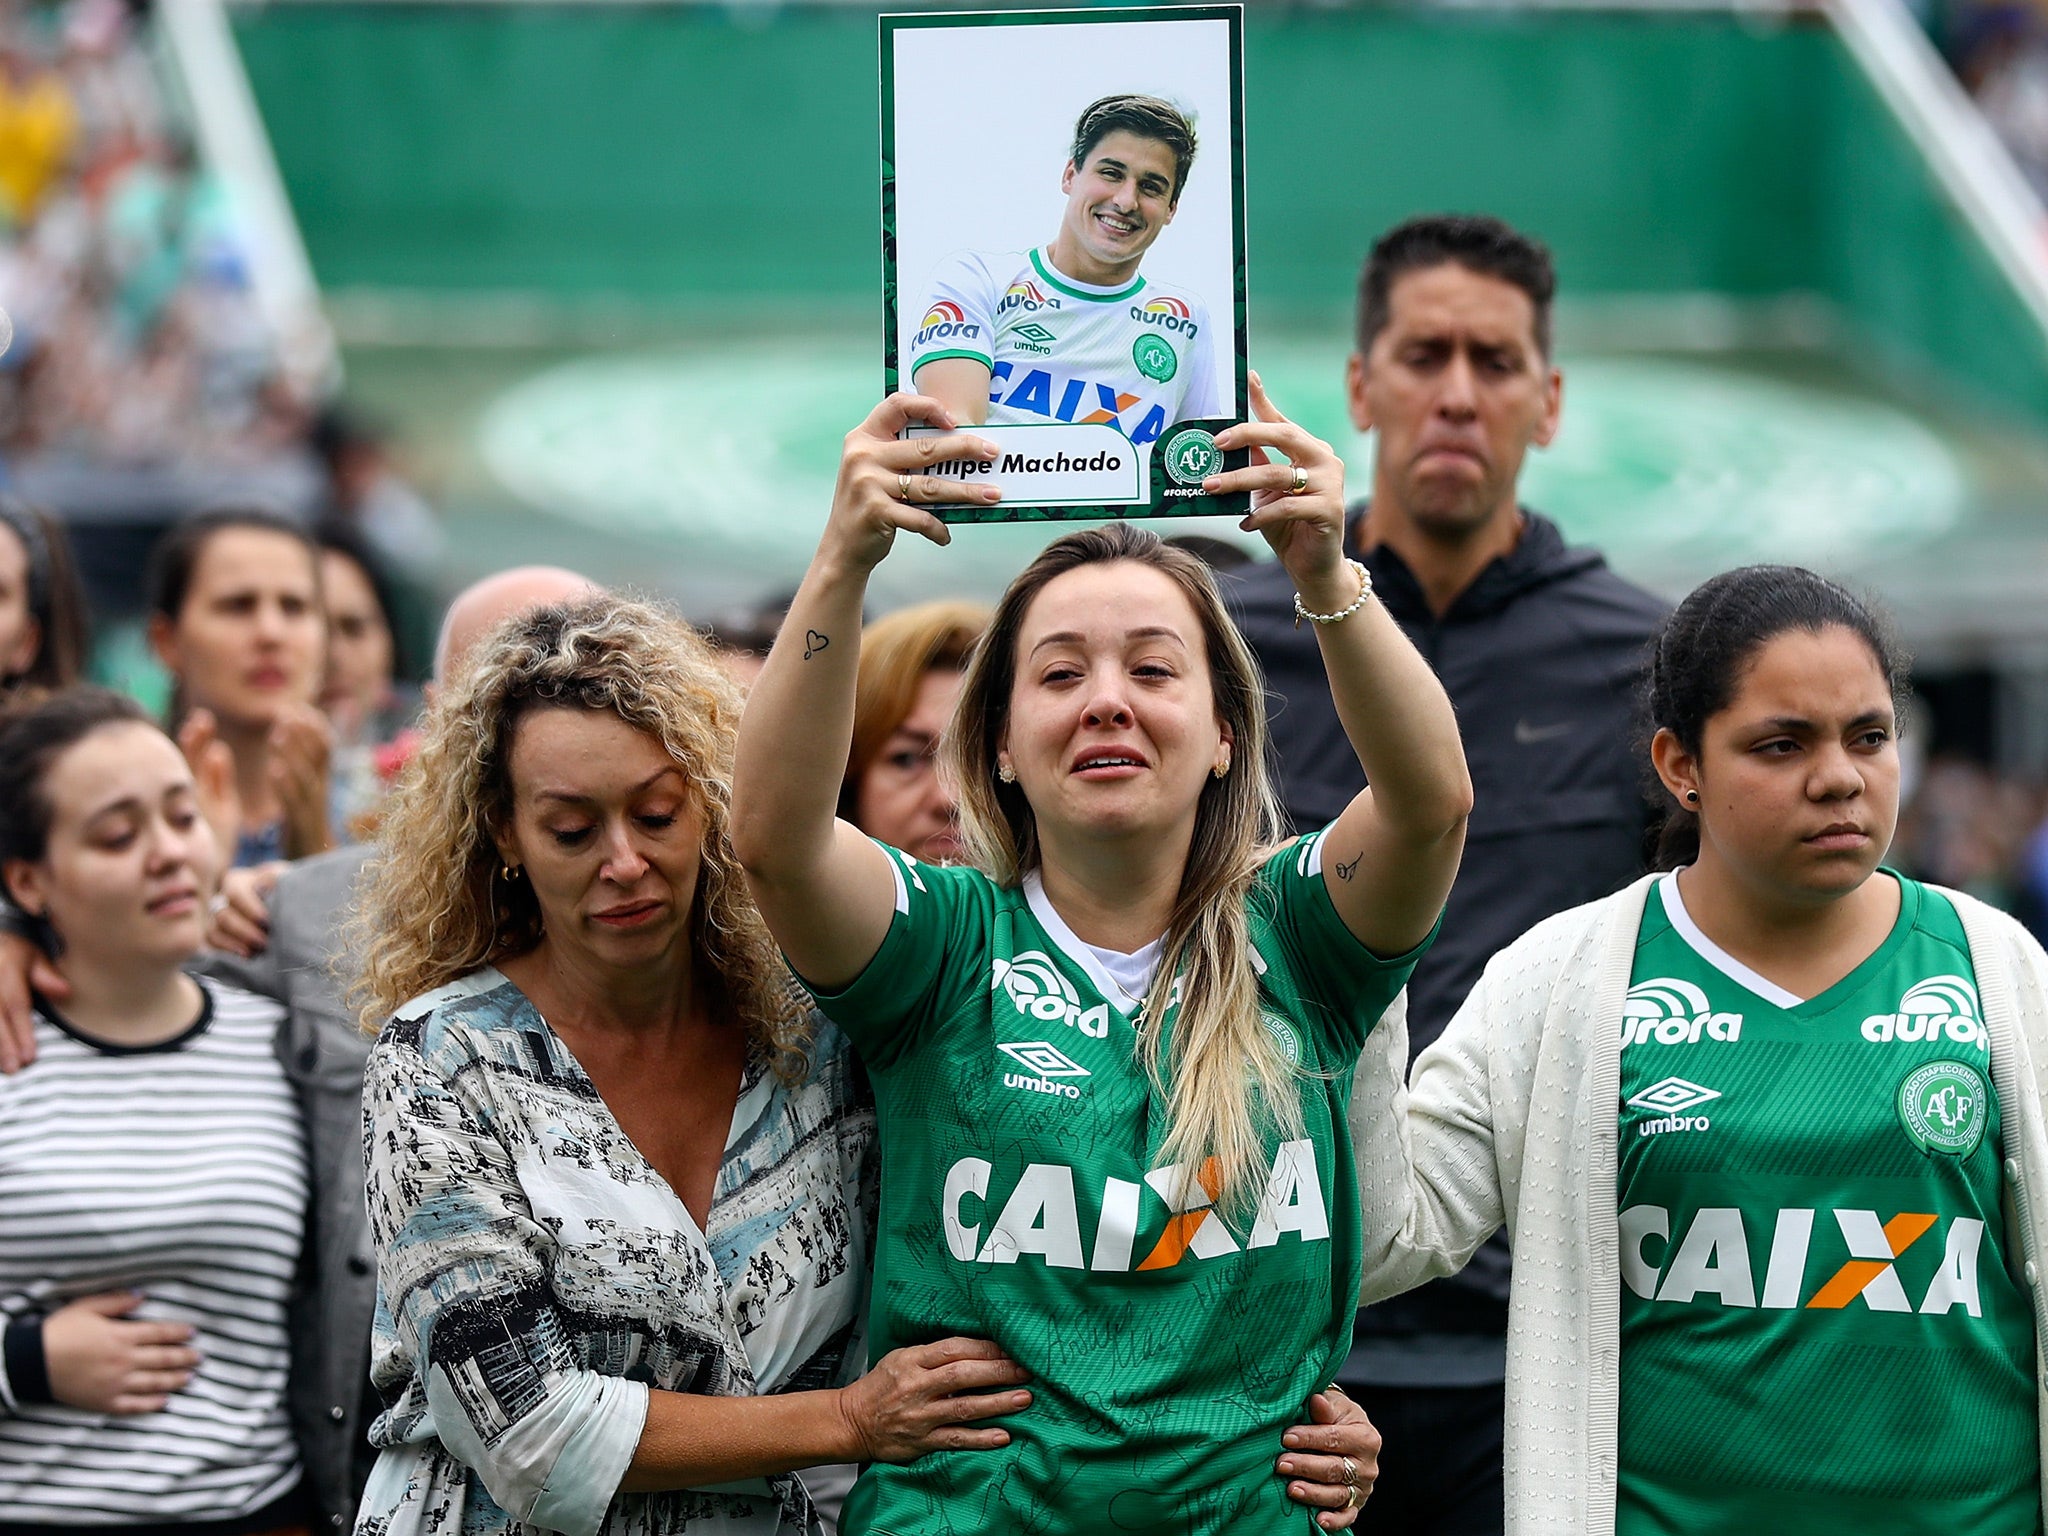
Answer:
[799, 841, 992, 1072]
[1253, 826, 1439, 1058]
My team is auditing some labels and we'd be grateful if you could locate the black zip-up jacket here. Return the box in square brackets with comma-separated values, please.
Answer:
[1227, 510, 1668, 1377]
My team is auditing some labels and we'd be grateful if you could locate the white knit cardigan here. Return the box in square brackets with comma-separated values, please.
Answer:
[1348, 873, 2048, 1534]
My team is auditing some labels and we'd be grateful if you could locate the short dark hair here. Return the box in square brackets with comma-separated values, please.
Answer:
[1642, 565, 1909, 869]
[1356, 214, 1557, 359]
[0, 498, 90, 693]
[1070, 94, 1198, 205]
[1162, 534, 1255, 573]
[147, 508, 318, 624]
[307, 403, 387, 473]
[0, 687, 154, 868]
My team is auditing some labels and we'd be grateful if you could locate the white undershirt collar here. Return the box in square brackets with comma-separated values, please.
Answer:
[1658, 870, 1807, 1008]
[1023, 871, 1162, 1012]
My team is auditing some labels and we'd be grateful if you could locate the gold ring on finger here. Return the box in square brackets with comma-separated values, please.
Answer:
[1287, 464, 1309, 496]
[1340, 1456, 1358, 1489]
[899, 472, 915, 501]
[1346, 1483, 1369, 1509]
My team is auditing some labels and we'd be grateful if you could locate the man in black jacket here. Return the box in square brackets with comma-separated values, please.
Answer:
[1230, 215, 1668, 1534]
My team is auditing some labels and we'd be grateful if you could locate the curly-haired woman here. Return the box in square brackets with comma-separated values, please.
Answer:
[347, 595, 1033, 1536]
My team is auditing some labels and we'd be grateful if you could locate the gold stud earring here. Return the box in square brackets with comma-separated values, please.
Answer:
[1212, 757, 1230, 780]
[997, 762, 1017, 784]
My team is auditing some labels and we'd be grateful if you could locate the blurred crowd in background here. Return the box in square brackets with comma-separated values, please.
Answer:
[1894, 751, 2048, 930]
[0, 0, 2039, 931]
[0, 0, 289, 465]
[0, 0, 441, 661]
[1946, 0, 2048, 197]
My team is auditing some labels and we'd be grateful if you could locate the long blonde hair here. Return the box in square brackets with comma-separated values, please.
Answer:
[945, 523, 1296, 1215]
[348, 595, 809, 1078]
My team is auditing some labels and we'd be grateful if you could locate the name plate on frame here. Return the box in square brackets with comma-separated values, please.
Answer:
[906, 423, 1146, 510]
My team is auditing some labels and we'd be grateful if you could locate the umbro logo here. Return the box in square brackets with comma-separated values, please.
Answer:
[1628, 1077, 1720, 1137]
[1630, 1077, 1720, 1113]
[998, 1040, 1089, 1101]
[998, 1040, 1088, 1078]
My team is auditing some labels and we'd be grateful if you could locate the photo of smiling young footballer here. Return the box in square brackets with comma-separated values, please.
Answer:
[908, 94, 1225, 451]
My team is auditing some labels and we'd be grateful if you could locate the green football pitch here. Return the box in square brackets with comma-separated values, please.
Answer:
[340, 315, 2048, 642]
[240, 0, 2048, 656]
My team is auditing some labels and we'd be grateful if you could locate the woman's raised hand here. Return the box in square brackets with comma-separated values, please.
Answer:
[270, 705, 336, 860]
[176, 709, 240, 867]
[826, 395, 1002, 573]
[835, 1336, 1032, 1461]
[1202, 371, 1351, 603]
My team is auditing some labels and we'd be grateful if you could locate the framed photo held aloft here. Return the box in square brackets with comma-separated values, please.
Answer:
[881, 5, 1249, 523]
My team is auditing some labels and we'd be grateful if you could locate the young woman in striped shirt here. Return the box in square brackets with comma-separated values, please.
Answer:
[0, 688, 315, 1536]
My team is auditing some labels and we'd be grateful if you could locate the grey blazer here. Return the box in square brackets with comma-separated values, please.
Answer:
[199, 844, 376, 1535]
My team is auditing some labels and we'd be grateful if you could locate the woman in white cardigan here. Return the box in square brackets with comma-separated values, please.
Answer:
[1351, 565, 2048, 1535]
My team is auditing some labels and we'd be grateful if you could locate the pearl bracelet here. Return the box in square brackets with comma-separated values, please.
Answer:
[1293, 558, 1373, 628]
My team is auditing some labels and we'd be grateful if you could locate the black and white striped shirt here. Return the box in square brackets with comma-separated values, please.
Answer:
[0, 978, 308, 1528]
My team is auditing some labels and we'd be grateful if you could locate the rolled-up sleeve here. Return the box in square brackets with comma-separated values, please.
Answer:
[363, 1032, 649, 1536]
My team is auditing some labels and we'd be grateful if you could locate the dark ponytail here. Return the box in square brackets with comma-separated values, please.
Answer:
[1643, 566, 1908, 870]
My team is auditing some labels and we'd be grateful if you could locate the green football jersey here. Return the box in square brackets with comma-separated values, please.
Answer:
[905, 247, 1224, 450]
[1615, 871, 2038, 1535]
[811, 830, 1427, 1536]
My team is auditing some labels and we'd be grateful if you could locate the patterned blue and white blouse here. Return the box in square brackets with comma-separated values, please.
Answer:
[355, 969, 876, 1536]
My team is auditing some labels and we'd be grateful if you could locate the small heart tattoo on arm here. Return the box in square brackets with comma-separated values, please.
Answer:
[803, 630, 830, 660]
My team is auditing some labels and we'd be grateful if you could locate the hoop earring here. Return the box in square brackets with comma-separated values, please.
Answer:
[492, 861, 539, 942]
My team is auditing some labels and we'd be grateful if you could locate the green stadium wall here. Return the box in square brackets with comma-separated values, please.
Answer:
[231, 2, 2048, 426]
